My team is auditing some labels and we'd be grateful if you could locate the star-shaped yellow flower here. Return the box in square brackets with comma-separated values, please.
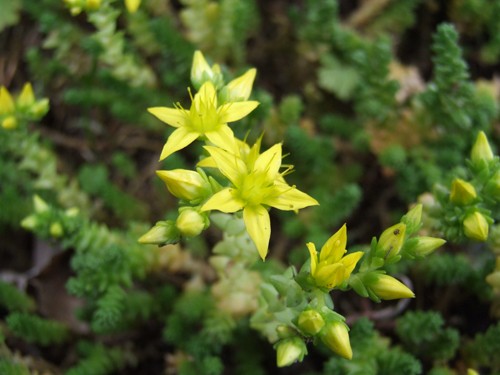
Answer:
[307, 224, 364, 289]
[148, 81, 259, 160]
[200, 143, 318, 260]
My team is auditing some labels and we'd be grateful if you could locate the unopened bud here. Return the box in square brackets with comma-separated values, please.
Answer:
[412, 236, 446, 257]
[320, 321, 352, 360]
[369, 274, 415, 300]
[275, 337, 307, 367]
[471, 131, 494, 168]
[156, 169, 209, 201]
[16, 83, 35, 108]
[378, 223, 406, 259]
[0, 87, 15, 115]
[2, 116, 17, 129]
[124, 0, 140, 13]
[450, 178, 477, 205]
[175, 208, 207, 237]
[138, 221, 179, 245]
[50, 222, 63, 238]
[298, 309, 325, 336]
[463, 211, 489, 242]
[29, 99, 49, 119]
[190, 51, 222, 89]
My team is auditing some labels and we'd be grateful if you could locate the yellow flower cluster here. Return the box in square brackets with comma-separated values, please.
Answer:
[0, 83, 49, 130]
[149, 51, 318, 259]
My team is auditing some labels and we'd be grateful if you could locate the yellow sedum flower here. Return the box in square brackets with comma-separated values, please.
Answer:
[148, 81, 259, 160]
[307, 224, 364, 289]
[200, 143, 318, 260]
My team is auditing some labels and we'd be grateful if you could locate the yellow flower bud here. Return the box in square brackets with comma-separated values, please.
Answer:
[190, 51, 222, 89]
[378, 223, 406, 259]
[2, 116, 17, 129]
[156, 169, 208, 201]
[16, 83, 35, 108]
[124, 0, 140, 13]
[467, 369, 479, 375]
[463, 211, 489, 242]
[29, 98, 50, 119]
[138, 221, 179, 245]
[33, 195, 49, 213]
[320, 321, 352, 360]
[412, 236, 446, 257]
[298, 309, 325, 336]
[370, 274, 415, 300]
[50, 222, 64, 238]
[0, 86, 15, 115]
[450, 178, 477, 205]
[175, 209, 207, 237]
[471, 131, 494, 167]
[275, 337, 307, 367]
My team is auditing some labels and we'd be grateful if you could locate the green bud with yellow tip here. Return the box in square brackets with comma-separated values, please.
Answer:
[319, 321, 353, 360]
[378, 223, 406, 259]
[175, 208, 208, 237]
[411, 236, 446, 257]
[2, 116, 17, 129]
[471, 131, 494, 169]
[190, 50, 223, 90]
[450, 178, 477, 205]
[275, 337, 307, 367]
[369, 274, 415, 300]
[16, 83, 35, 109]
[298, 309, 325, 336]
[463, 211, 489, 242]
[50, 222, 64, 238]
[138, 220, 179, 245]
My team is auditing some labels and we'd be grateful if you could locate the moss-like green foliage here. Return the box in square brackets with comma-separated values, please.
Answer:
[396, 311, 459, 362]
[465, 322, 500, 372]
[78, 164, 147, 221]
[0, 360, 30, 375]
[0, 282, 35, 313]
[66, 341, 133, 375]
[6, 312, 69, 346]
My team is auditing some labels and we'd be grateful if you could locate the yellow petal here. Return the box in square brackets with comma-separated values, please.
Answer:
[264, 183, 319, 211]
[200, 188, 244, 213]
[219, 101, 259, 123]
[148, 106, 186, 128]
[340, 251, 364, 275]
[306, 242, 318, 275]
[0, 87, 15, 115]
[205, 124, 238, 153]
[159, 127, 199, 160]
[321, 224, 347, 263]
[254, 143, 282, 180]
[204, 145, 247, 185]
[315, 263, 344, 288]
[243, 205, 271, 260]
[195, 81, 217, 107]
[225, 68, 257, 101]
